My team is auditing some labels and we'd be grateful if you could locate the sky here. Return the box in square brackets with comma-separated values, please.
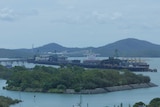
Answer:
[0, 0, 160, 49]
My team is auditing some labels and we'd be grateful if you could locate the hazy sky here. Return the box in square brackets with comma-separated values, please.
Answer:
[0, 0, 160, 49]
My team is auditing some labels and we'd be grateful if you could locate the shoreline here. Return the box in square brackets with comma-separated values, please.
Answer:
[65, 83, 158, 94]
[5, 82, 158, 94]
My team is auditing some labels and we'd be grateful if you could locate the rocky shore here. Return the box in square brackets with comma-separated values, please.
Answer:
[65, 83, 157, 94]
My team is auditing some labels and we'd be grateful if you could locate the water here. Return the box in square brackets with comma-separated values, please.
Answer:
[0, 58, 160, 107]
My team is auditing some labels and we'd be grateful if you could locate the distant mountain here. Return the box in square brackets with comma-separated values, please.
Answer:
[0, 38, 160, 58]
[34, 43, 66, 52]
[93, 38, 160, 57]
[32, 43, 95, 57]
[32, 38, 160, 57]
[0, 48, 33, 58]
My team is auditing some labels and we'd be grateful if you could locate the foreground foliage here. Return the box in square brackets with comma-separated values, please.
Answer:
[3, 65, 151, 93]
[0, 96, 21, 107]
[133, 98, 160, 107]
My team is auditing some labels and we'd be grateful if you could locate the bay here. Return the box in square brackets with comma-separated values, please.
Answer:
[0, 58, 160, 107]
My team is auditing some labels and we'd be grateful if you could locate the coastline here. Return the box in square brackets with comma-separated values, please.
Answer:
[5, 82, 158, 94]
[65, 82, 158, 94]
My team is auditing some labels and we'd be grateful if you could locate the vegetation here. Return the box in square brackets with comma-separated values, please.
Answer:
[148, 98, 160, 107]
[133, 101, 146, 107]
[0, 65, 13, 79]
[2, 65, 151, 93]
[133, 98, 160, 107]
[0, 64, 158, 106]
[0, 96, 21, 107]
[104, 98, 160, 107]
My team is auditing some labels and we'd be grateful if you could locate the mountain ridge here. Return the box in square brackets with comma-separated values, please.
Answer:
[0, 38, 160, 58]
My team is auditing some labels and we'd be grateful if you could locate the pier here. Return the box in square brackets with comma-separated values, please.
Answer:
[0, 58, 27, 68]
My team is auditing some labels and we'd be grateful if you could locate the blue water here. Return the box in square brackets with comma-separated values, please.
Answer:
[0, 58, 160, 107]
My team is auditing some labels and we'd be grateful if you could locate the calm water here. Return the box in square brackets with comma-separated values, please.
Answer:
[0, 58, 160, 107]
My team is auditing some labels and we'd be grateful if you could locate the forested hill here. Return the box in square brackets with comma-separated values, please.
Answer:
[93, 38, 160, 57]
[0, 38, 160, 57]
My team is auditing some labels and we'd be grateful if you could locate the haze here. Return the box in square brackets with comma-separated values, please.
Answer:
[0, 0, 160, 49]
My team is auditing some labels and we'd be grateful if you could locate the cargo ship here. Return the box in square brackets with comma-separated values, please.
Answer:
[27, 53, 157, 72]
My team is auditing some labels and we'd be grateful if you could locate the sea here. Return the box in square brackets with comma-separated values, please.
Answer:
[0, 57, 160, 107]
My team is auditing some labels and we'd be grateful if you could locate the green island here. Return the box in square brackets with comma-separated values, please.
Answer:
[0, 65, 156, 94]
[0, 95, 21, 107]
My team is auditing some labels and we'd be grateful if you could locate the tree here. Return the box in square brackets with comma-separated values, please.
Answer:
[148, 98, 160, 107]
[133, 101, 146, 107]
